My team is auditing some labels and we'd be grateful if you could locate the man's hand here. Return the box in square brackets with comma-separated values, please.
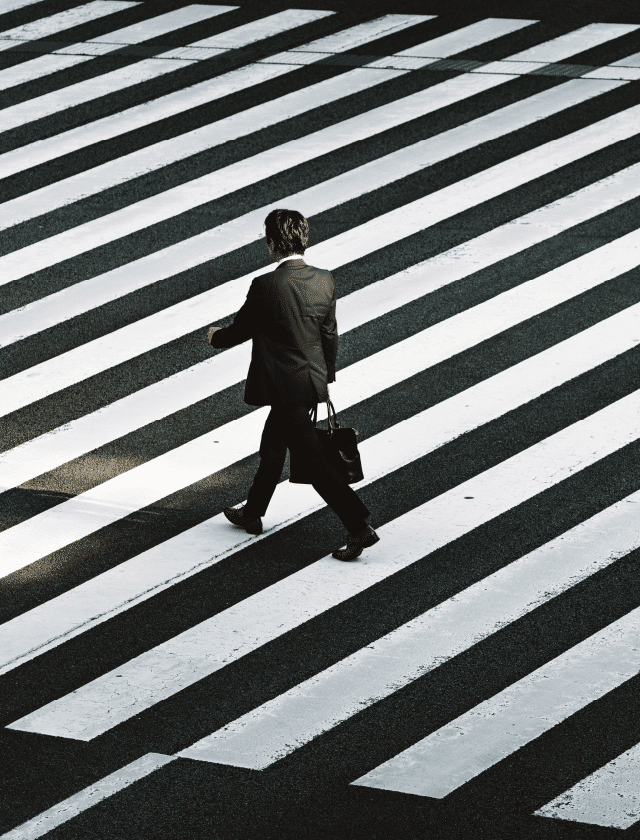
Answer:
[207, 326, 222, 345]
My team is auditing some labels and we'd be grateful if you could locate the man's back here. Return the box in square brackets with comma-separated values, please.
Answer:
[246, 257, 338, 406]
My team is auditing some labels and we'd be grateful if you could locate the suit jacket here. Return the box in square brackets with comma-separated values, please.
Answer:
[209, 258, 338, 406]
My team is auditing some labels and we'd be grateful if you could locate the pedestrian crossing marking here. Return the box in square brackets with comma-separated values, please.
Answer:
[0, 50, 540, 233]
[0, 13, 433, 179]
[352, 608, 640, 797]
[2, 7, 640, 835]
[535, 740, 640, 828]
[178, 480, 640, 768]
[0, 14, 430, 132]
[0, 74, 618, 318]
[0, 82, 634, 416]
[4, 220, 640, 579]
[0, 5, 238, 89]
[0, 0, 138, 51]
[8, 382, 640, 739]
[0, 754, 177, 840]
[0, 0, 67, 14]
[0, 156, 636, 497]
[1, 192, 640, 671]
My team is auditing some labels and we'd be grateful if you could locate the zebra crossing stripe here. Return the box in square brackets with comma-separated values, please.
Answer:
[3, 12, 640, 834]
[0, 0, 60, 14]
[0, 61, 400, 179]
[610, 49, 640, 66]
[388, 17, 536, 59]
[7, 384, 640, 740]
[0, 14, 429, 133]
[0, 52, 95, 89]
[0, 47, 548, 232]
[0, 91, 636, 415]
[2, 174, 639, 673]
[469, 23, 640, 78]
[535, 741, 640, 829]
[352, 607, 640, 798]
[0, 76, 620, 304]
[6, 495, 640, 840]
[474, 22, 640, 76]
[3, 222, 640, 576]
[0, 0, 137, 51]
[0, 754, 176, 840]
[0, 18, 539, 181]
[262, 21, 639, 67]
[1, 162, 639, 496]
[582, 64, 640, 81]
[183, 9, 334, 51]
[267, 13, 435, 56]
[84, 3, 237, 46]
[178, 483, 640, 769]
[0, 4, 240, 90]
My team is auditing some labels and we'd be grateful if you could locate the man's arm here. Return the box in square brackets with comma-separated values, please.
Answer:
[206, 278, 261, 349]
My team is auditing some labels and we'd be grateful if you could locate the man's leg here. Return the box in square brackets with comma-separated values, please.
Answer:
[244, 406, 288, 518]
[285, 403, 371, 536]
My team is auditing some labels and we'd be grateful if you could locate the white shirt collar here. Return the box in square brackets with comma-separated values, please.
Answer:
[277, 254, 304, 264]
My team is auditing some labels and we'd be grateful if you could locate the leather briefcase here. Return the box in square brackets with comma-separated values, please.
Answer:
[289, 398, 364, 485]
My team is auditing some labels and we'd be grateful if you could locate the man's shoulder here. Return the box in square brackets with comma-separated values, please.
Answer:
[299, 263, 334, 280]
[250, 268, 277, 287]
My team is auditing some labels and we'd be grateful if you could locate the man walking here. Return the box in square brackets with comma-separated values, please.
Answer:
[206, 208, 379, 561]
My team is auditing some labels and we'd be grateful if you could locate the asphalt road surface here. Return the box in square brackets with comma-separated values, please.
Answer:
[1, 1, 640, 838]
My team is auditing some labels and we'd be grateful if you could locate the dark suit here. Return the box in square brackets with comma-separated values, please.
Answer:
[209, 257, 370, 535]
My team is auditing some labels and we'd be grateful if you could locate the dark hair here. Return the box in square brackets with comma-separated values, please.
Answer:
[264, 208, 309, 258]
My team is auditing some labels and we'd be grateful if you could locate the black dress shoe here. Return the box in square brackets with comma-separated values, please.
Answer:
[223, 505, 263, 535]
[333, 525, 380, 561]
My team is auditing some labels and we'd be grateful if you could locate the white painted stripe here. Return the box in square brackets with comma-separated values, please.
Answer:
[0, 78, 616, 298]
[394, 18, 536, 58]
[476, 22, 640, 75]
[0, 59, 202, 132]
[0, 18, 542, 180]
[353, 608, 640, 798]
[0, 66, 394, 181]
[583, 65, 640, 81]
[0, 57, 529, 231]
[500, 23, 640, 62]
[3, 218, 640, 578]
[0, 172, 640, 674]
[287, 14, 433, 53]
[535, 742, 640, 829]
[611, 49, 640, 67]
[1, 164, 638, 498]
[0, 4, 238, 91]
[180, 481, 640, 769]
[0, 87, 633, 415]
[46, 9, 335, 60]
[0, 0, 54, 14]
[150, 8, 335, 60]
[186, 9, 333, 50]
[0, 52, 94, 90]
[86, 4, 236, 44]
[8, 386, 640, 741]
[0, 14, 428, 132]
[0, 753, 176, 840]
[0, 1, 136, 48]
[0, 29, 548, 226]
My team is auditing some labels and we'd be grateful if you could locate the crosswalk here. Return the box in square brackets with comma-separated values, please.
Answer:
[2, 3, 640, 838]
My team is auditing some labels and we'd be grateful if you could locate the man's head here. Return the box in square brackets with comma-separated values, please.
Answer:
[264, 208, 309, 261]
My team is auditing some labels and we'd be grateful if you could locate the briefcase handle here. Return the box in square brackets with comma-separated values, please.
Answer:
[309, 398, 357, 438]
